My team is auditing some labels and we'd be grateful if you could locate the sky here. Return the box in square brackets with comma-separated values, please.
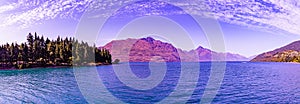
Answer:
[0, 0, 300, 57]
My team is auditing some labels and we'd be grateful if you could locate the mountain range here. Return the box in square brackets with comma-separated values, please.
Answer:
[251, 40, 300, 62]
[102, 37, 249, 62]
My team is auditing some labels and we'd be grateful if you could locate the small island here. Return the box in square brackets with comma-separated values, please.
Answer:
[0, 32, 112, 69]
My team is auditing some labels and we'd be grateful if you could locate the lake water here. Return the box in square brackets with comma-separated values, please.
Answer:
[0, 62, 300, 103]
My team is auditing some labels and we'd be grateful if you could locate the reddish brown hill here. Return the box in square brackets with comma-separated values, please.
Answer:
[102, 37, 180, 62]
[251, 40, 300, 62]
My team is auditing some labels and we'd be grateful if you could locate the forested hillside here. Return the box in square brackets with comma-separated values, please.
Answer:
[0, 32, 111, 69]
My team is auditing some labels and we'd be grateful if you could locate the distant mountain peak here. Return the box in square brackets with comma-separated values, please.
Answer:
[141, 37, 155, 41]
[196, 46, 204, 50]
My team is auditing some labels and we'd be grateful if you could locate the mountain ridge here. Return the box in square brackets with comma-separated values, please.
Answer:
[102, 37, 249, 62]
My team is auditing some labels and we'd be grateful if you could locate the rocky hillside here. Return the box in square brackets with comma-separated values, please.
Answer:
[251, 40, 300, 62]
[102, 37, 180, 62]
[102, 37, 249, 62]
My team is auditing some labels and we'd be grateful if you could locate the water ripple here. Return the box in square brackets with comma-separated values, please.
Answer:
[0, 62, 299, 103]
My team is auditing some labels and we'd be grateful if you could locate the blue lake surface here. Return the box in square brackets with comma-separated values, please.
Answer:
[0, 62, 300, 103]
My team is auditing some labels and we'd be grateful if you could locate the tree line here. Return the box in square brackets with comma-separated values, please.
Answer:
[0, 32, 112, 69]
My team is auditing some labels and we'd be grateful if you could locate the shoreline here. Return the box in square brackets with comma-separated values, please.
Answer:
[0, 63, 112, 70]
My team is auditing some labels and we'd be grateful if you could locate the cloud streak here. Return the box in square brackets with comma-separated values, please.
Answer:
[0, 0, 299, 35]
[204, 0, 300, 35]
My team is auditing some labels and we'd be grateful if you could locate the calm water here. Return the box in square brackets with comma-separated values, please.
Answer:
[0, 62, 300, 103]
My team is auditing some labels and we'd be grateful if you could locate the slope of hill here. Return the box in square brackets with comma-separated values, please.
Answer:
[248, 55, 258, 60]
[102, 37, 249, 62]
[251, 40, 300, 62]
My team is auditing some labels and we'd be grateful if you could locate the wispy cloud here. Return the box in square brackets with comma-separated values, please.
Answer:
[0, 0, 299, 35]
[0, 0, 92, 28]
[0, 4, 15, 14]
[203, 0, 300, 35]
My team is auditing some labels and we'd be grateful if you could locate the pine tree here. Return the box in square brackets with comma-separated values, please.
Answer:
[27, 33, 34, 61]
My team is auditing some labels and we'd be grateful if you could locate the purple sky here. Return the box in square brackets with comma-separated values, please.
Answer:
[0, 0, 300, 57]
